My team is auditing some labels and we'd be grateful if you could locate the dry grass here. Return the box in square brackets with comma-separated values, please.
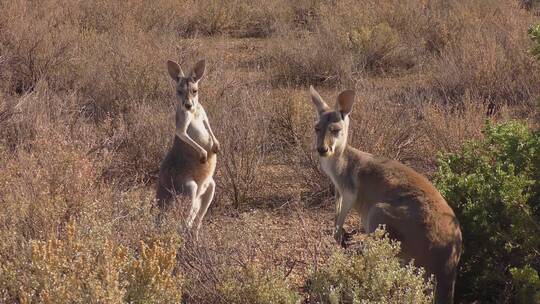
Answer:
[0, 0, 538, 302]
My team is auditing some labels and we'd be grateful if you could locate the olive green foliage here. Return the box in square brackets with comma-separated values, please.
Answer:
[307, 228, 434, 304]
[529, 23, 540, 60]
[218, 265, 301, 304]
[436, 121, 540, 303]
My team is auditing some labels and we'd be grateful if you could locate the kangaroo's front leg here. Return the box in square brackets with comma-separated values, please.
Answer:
[333, 191, 344, 241]
[334, 190, 354, 247]
[203, 114, 220, 154]
[176, 110, 208, 163]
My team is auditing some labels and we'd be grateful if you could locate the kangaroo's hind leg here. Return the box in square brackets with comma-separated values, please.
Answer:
[193, 178, 215, 237]
[184, 180, 200, 230]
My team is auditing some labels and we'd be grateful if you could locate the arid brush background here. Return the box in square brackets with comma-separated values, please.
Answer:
[0, 0, 539, 303]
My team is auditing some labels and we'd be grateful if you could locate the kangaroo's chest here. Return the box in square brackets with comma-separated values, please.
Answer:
[320, 158, 354, 198]
[320, 158, 340, 189]
[321, 157, 360, 209]
[188, 114, 211, 149]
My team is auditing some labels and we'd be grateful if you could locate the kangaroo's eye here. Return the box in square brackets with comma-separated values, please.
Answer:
[331, 129, 341, 135]
[192, 89, 198, 94]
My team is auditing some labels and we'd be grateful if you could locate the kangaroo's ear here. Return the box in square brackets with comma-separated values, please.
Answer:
[190, 59, 206, 82]
[310, 85, 330, 115]
[336, 90, 355, 116]
[167, 60, 184, 81]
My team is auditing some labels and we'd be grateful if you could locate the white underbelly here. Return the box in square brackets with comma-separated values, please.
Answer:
[188, 121, 212, 150]
[320, 158, 339, 188]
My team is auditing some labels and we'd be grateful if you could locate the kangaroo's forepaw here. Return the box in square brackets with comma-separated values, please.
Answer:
[345, 229, 359, 237]
[211, 141, 220, 154]
[335, 228, 356, 248]
[199, 151, 208, 163]
[334, 227, 345, 245]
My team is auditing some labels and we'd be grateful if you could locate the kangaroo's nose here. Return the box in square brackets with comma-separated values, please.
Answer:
[317, 147, 329, 155]
[185, 103, 192, 110]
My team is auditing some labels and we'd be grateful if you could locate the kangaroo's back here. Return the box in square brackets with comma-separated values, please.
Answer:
[353, 149, 461, 304]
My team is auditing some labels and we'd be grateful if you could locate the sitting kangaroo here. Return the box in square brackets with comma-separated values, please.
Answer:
[308, 86, 462, 304]
[156, 59, 219, 237]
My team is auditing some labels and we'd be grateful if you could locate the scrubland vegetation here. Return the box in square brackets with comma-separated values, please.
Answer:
[0, 0, 539, 303]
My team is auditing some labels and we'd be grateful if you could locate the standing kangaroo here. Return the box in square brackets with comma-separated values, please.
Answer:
[308, 86, 462, 304]
[156, 59, 219, 237]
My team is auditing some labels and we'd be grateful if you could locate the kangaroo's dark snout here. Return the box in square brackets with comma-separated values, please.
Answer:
[317, 146, 329, 155]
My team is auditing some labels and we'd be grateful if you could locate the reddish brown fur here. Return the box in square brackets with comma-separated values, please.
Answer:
[156, 136, 217, 208]
[311, 86, 462, 304]
[341, 141, 461, 304]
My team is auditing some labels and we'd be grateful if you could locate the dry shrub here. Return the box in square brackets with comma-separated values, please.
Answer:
[316, 0, 423, 73]
[0, 84, 184, 303]
[255, 88, 333, 203]
[5, 223, 127, 303]
[75, 0, 288, 38]
[520, 0, 540, 14]
[173, 0, 293, 38]
[0, 0, 80, 93]
[425, 1, 540, 106]
[178, 208, 333, 303]
[0, 126, 98, 242]
[0, 0, 199, 115]
[214, 84, 271, 207]
[268, 31, 353, 86]
[0, 108, 184, 301]
[76, 29, 173, 115]
[97, 103, 172, 184]
[348, 89, 497, 173]
[267, 0, 429, 85]
[1, 222, 183, 304]
[0, 101, 16, 129]
[218, 264, 301, 304]
[179, 244, 301, 304]
[124, 240, 183, 304]
[0, 82, 90, 153]
[421, 97, 503, 153]
[266, 0, 540, 111]
[266, 89, 314, 150]
[348, 92, 426, 165]
[347, 22, 408, 72]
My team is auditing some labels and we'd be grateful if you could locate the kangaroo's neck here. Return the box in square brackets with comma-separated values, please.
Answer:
[320, 145, 373, 189]
[323, 144, 371, 167]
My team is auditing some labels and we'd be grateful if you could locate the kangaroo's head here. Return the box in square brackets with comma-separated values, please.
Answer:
[166, 59, 206, 112]
[309, 86, 355, 157]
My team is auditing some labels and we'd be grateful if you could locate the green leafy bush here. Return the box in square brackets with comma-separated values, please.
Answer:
[529, 23, 540, 60]
[510, 265, 540, 304]
[307, 228, 434, 304]
[435, 121, 540, 303]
